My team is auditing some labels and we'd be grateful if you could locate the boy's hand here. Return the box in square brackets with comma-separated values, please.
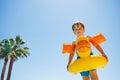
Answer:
[67, 65, 69, 72]
[102, 54, 108, 61]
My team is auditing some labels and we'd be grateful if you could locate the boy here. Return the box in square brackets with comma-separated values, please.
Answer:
[67, 21, 108, 80]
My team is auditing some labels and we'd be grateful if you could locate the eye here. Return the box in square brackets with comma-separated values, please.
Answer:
[75, 29, 78, 31]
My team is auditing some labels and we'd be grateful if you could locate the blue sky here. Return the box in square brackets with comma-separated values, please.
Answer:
[0, 0, 120, 80]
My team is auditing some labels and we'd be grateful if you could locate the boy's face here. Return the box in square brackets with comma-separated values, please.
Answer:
[73, 24, 85, 37]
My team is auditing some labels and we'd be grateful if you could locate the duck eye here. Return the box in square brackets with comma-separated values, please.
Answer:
[76, 42, 80, 45]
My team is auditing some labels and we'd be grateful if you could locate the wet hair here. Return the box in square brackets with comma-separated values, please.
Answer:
[72, 22, 85, 31]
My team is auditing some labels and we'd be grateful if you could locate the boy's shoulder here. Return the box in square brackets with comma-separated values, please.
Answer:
[86, 35, 92, 40]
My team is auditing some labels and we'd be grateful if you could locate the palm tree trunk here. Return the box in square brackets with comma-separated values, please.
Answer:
[7, 56, 15, 80]
[1, 56, 8, 80]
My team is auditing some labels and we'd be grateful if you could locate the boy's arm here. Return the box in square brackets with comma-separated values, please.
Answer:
[87, 35, 108, 61]
[67, 52, 75, 69]
[94, 44, 108, 61]
[67, 41, 75, 71]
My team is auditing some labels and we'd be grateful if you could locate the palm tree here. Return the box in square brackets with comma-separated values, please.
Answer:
[0, 39, 11, 80]
[6, 35, 29, 80]
[0, 35, 29, 80]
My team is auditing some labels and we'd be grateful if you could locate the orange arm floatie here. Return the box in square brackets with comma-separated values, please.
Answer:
[62, 44, 75, 54]
[90, 33, 106, 45]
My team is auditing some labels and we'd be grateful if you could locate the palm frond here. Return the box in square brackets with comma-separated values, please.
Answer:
[23, 47, 29, 50]
[9, 38, 14, 47]
[15, 35, 21, 45]
[0, 35, 30, 59]
[20, 40, 26, 45]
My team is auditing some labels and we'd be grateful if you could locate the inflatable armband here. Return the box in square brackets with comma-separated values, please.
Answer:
[90, 33, 106, 44]
[62, 44, 75, 54]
